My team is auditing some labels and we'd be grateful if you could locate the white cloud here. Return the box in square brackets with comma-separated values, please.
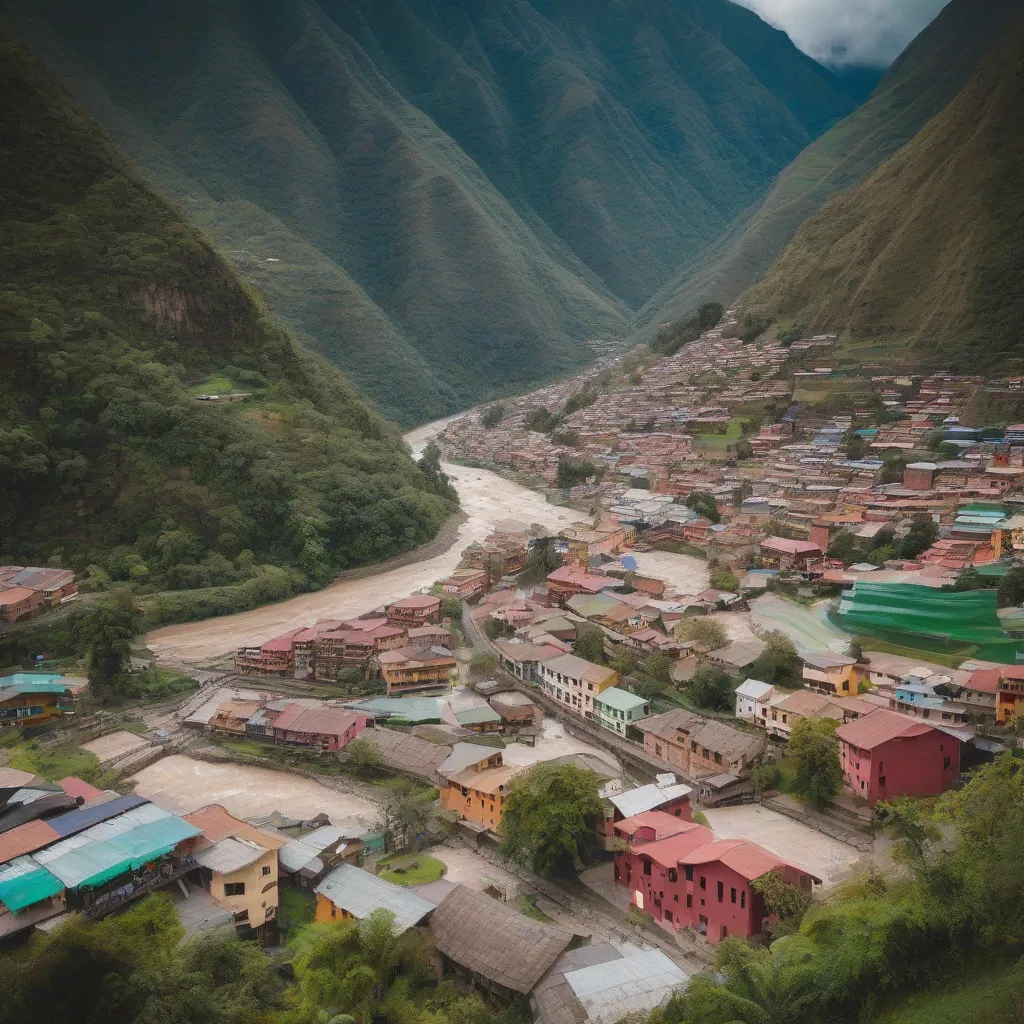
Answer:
[733, 0, 949, 67]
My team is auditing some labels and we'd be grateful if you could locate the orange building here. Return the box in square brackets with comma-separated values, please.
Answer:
[374, 646, 457, 694]
[440, 764, 522, 832]
[386, 596, 442, 628]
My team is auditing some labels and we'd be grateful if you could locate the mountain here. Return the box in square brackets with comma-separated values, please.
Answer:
[0, 30, 455, 609]
[637, 0, 1023, 334]
[8, 0, 858, 425]
[742, 13, 1024, 371]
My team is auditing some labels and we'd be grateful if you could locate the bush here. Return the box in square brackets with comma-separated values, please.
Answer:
[689, 665, 733, 711]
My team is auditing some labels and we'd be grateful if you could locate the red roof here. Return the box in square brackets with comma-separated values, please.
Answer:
[0, 819, 61, 863]
[614, 810, 692, 841]
[271, 703, 369, 738]
[546, 566, 608, 592]
[967, 668, 1002, 693]
[835, 708, 935, 749]
[390, 595, 441, 610]
[260, 627, 305, 653]
[634, 822, 714, 868]
[0, 586, 37, 607]
[58, 777, 104, 803]
[760, 537, 822, 556]
[678, 838, 816, 883]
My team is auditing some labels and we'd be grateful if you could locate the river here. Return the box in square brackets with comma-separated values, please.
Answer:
[145, 416, 587, 663]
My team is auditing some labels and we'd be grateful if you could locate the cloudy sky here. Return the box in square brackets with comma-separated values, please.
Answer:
[734, 0, 949, 67]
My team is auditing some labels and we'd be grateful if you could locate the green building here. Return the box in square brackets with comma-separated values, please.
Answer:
[594, 686, 650, 737]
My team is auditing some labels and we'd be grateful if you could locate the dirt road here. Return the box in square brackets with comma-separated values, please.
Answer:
[146, 418, 585, 663]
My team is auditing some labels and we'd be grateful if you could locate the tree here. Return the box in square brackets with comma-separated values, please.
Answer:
[826, 529, 860, 563]
[441, 596, 464, 622]
[998, 567, 1024, 608]
[734, 439, 754, 460]
[843, 431, 867, 461]
[418, 440, 457, 500]
[676, 617, 729, 651]
[641, 652, 672, 685]
[344, 737, 385, 779]
[879, 450, 907, 484]
[751, 867, 813, 929]
[469, 653, 499, 679]
[709, 562, 740, 592]
[524, 407, 560, 434]
[686, 490, 721, 524]
[371, 778, 440, 851]
[788, 717, 843, 808]
[500, 762, 603, 878]
[847, 639, 864, 663]
[749, 631, 801, 687]
[689, 664, 733, 711]
[77, 588, 143, 693]
[876, 796, 942, 872]
[482, 615, 513, 640]
[556, 455, 599, 489]
[896, 514, 938, 560]
[480, 404, 505, 428]
[573, 623, 606, 664]
[516, 536, 561, 587]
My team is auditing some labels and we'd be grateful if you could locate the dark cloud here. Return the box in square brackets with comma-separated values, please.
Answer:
[734, 0, 949, 67]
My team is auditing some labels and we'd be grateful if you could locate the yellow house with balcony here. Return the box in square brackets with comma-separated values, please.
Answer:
[801, 652, 865, 696]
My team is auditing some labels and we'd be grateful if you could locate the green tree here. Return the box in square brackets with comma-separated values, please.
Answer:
[418, 440, 457, 501]
[879, 451, 908, 484]
[573, 623, 606, 664]
[371, 778, 440, 851]
[877, 796, 942, 872]
[686, 491, 721, 524]
[998, 567, 1024, 608]
[441, 596, 464, 622]
[480, 404, 505, 428]
[641, 652, 672, 685]
[500, 762, 603, 878]
[896, 514, 939, 559]
[709, 562, 740, 592]
[843, 430, 867, 461]
[469, 653, 499, 679]
[826, 530, 860, 563]
[516, 536, 561, 587]
[689, 664, 733, 711]
[556, 455, 599, 489]
[734, 439, 754, 460]
[344, 737, 386, 779]
[788, 717, 843, 808]
[77, 588, 143, 693]
[676, 617, 729, 651]
[751, 868, 813, 929]
[749, 630, 801, 687]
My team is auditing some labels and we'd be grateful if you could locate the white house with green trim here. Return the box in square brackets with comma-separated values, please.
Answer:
[594, 686, 650, 736]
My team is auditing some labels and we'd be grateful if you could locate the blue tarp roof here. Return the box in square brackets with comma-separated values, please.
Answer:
[0, 856, 63, 912]
[47, 795, 148, 838]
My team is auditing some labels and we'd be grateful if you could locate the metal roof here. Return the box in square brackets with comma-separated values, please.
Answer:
[0, 855, 64, 912]
[314, 864, 435, 933]
[279, 826, 350, 874]
[47, 795, 148, 838]
[195, 837, 266, 874]
[609, 781, 691, 819]
[564, 948, 689, 1024]
[594, 687, 648, 712]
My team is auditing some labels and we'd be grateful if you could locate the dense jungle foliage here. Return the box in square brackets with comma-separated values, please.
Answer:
[0, 32, 455, 601]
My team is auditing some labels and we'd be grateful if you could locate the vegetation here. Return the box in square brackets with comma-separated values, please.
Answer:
[650, 303, 725, 357]
[573, 623, 606, 664]
[7, 739, 122, 792]
[676, 618, 729, 651]
[788, 718, 843, 808]
[640, 0, 1018, 339]
[500, 761, 603, 879]
[370, 778, 449, 851]
[739, 311, 774, 343]
[78, 589, 143, 694]
[0, 35, 454, 601]
[686, 491, 721, 524]
[689, 664, 734, 712]
[343, 737, 386, 779]
[556, 455, 601, 490]
[750, 631, 802, 687]
[709, 563, 740, 592]
[644, 755, 1024, 1024]
[377, 853, 446, 886]
[998, 567, 1024, 608]
[468, 653, 499, 679]
[745, 14, 1024, 372]
[480, 404, 505, 429]
[516, 537, 561, 588]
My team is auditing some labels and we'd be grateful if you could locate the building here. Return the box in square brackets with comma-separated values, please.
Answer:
[182, 805, 287, 939]
[278, 826, 363, 888]
[488, 691, 540, 730]
[430, 883, 576, 1000]
[0, 675, 79, 728]
[801, 652, 865, 697]
[612, 810, 817, 943]
[314, 620, 408, 679]
[440, 763, 522, 831]
[441, 569, 489, 600]
[493, 639, 567, 684]
[759, 537, 822, 571]
[992, 665, 1024, 723]
[387, 596, 443, 628]
[606, 777, 692, 828]
[210, 698, 265, 737]
[546, 566, 609, 608]
[593, 687, 650, 736]
[374, 646, 458, 695]
[759, 690, 844, 741]
[637, 709, 765, 777]
[270, 704, 373, 752]
[234, 629, 302, 677]
[538, 654, 619, 719]
[903, 462, 937, 490]
[734, 679, 774, 721]
[314, 863, 435, 931]
[0, 587, 42, 624]
[835, 709, 960, 805]
[0, 567, 77, 623]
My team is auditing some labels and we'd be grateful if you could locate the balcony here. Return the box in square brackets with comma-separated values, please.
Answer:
[83, 854, 199, 920]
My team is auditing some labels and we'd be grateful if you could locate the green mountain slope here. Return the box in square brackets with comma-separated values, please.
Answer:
[10, 0, 857, 424]
[637, 0, 1023, 333]
[743, 15, 1024, 370]
[0, 31, 454, 601]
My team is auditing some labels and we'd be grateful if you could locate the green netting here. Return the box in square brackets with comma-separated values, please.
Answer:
[837, 583, 1024, 662]
[0, 859, 63, 912]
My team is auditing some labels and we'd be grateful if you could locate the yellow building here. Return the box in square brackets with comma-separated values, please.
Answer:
[314, 864, 435, 931]
[801, 653, 866, 697]
[183, 805, 286, 939]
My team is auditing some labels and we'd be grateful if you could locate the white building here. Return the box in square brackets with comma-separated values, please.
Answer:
[734, 679, 774, 721]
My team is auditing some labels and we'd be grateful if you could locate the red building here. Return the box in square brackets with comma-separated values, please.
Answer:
[386, 596, 442, 628]
[545, 566, 608, 608]
[612, 811, 817, 944]
[270, 705, 372, 752]
[835, 709, 960, 805]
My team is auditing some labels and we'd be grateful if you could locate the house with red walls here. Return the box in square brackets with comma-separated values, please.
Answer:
[835, 708, 960, 805]
[612, 811, 818, 944]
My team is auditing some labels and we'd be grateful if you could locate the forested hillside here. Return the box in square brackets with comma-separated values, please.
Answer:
[743, 15, 1024, 371]
[0, 32, 454, 606]
[9, 0, 859, 424]
[637, 0, 1023, 334]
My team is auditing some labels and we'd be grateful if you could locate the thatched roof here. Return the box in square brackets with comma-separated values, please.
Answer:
[430, 884, 574, 994]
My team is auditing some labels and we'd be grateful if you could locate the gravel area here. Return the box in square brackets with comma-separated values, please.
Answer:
[82, 730, 150, 762]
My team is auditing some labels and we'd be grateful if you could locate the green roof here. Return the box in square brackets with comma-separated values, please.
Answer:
[0, 857, 63, 912]
[595, 687, 648, 712]
[0, 674, 71, 697]
[455, 706, 503, 725]
[349, 696, 443, 722]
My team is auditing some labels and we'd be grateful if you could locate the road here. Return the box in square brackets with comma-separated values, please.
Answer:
[146, 417, 585, 664]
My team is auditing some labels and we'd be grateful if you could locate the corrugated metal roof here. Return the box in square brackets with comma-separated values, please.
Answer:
[47, 795, 148, 838]
[564, 948, 689, 1023]
[279, 826, 350, 873]
[0, 856, 64, 911]
[0, 819, 61, 863]
[609, 782, 691, 819]
[314, 864, 435, 933]
[195, 837, 265, 874]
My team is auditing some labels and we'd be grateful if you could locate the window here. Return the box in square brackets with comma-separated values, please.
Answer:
[717, 881, 724, 902]
[740, 890, 745, 909]
[224, 882, 246, 897]
[643, 860, 652, 876]
[699, 875, 706, 890]
[684, 865, 693, 882]
[686, 894, 692, 908]
[668, 869, 677, 883]
[262, 865, 271, 876]
[730, 887, 737, 904]
[878, 761, 884, 772]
